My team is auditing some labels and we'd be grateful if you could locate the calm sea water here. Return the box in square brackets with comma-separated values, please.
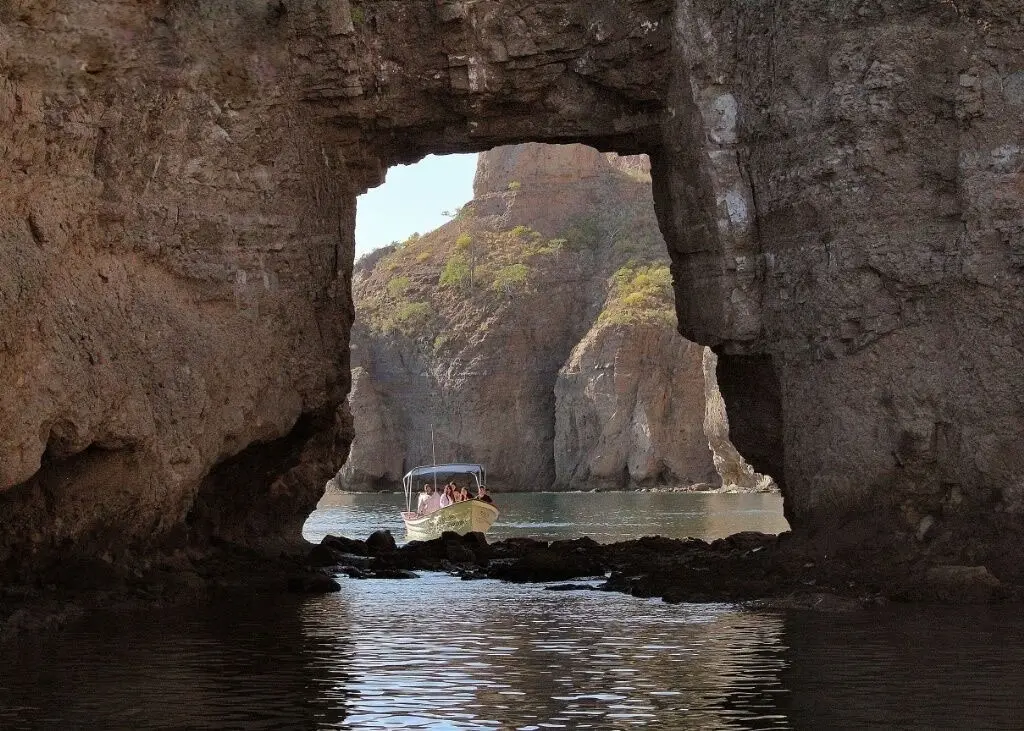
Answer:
[304, 490, 792, 545]
[2, 492, 1023, 729]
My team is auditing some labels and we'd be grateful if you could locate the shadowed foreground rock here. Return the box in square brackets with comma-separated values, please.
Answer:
[0, 542, 342, 643]
[311, 531, 1023, 607]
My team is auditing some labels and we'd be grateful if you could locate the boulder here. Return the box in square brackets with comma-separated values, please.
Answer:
[307, 544, 343, 568]
[709, 531, 776, 554]
[919, 566, 1004, 603]
[372, 568, 419, 579]
[366, 530, 397, 555]
[489, 547, 605, 583]
[287, 573, 341, 594]
[489, 537, 549, 559]
[390, 531, 490, 570]
[321, 535, 369, 556]
[445, 542, 478, 564]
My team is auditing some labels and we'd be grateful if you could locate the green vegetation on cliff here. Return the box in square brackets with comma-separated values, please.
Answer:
[353, 150, 674, 348]
[599, 264, 675, 327]
[356, 208, 583, 341]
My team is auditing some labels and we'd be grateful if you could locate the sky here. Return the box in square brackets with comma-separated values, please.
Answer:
[355, 153, 478, 257]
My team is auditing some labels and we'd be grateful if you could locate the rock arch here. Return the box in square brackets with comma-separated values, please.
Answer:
[1, 0, 1022, 581]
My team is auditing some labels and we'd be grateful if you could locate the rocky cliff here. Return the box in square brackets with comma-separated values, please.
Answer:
[554, 321, 717, 490]
[2, 0, 1023, 587]
[341, 143, 745, 491]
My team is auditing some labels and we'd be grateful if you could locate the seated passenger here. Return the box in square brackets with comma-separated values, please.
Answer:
[439, 484, 455, 509]
[423, 485, 443, 514]
[475, 485, 494, 504]
[416, 484, 433, 514]
[457, 485, 470, 502]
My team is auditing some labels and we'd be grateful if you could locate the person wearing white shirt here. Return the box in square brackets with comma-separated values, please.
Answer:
[423, 486, 442, 514]
[439, 484, 455, 509]
[416, 484, 433, 514]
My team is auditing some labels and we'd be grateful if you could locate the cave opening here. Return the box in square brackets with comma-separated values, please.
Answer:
[304, 142, 789, 549]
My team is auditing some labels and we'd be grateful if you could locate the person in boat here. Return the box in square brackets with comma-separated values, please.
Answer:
[423, 484, 442, 514]
[457, 485, 470, 502]
[475, 485, 494, 504]
[439, 484, 455, 509]
[416, 483, 434, 514]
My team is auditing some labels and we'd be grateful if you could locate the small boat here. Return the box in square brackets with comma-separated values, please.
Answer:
[401, 463, 499, 541]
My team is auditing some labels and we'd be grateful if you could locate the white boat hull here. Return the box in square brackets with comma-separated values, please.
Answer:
[402, 500, 499, 542]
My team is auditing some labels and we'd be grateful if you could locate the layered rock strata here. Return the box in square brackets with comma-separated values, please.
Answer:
[0, 0, 1021, 585]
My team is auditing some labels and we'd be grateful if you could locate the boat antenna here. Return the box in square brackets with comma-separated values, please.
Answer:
[431, 424, 438, 493]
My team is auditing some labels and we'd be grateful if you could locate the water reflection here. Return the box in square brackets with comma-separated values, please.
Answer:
[0, 598, 351, 729]
[776, 607, 1024, 729]
[299, 575, 791, 729]
[5, 495, 1024, 729]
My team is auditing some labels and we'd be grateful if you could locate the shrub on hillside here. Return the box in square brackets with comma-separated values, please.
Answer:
[387, 301, 433, 336]
[599, 264, 675, 326]
[439, 255, 471, 289]
[491, 263, 530, 295]
[387, 276, 411, 299]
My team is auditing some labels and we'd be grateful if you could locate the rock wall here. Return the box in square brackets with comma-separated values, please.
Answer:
[554, 322, 717, 490]
[1, 0, 673, 577]
[651, 2, 1024, 572]
[1, 0, 1022, 582]
[0, 2, 359, 577]
[336, 364, 405, 492]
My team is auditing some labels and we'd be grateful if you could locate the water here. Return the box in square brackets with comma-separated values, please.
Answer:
[3, 492, 1024, 729]
[304, 491, 792, 545]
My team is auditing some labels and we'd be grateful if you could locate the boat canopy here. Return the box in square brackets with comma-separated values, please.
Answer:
[402, 463, 486, 510]
[403, 463, 485, 483]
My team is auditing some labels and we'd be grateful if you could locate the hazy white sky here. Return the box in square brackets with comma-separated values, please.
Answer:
[355, 153, 478, 256]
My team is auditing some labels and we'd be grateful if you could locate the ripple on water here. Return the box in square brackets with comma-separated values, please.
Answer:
[4, 495, 1024, 728]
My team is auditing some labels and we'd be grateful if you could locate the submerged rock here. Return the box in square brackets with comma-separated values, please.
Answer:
[488, 547, 605, 583]
[287, 573, 341, 594]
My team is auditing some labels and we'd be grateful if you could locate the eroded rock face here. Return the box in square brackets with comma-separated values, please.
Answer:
[0, 2, 361, 576]
[1, 0, 672, 576]
[337, 364, 405, 492]
[343, 142, 755, 492]
[347, 143, 669, 490]
[2, 0, 1023, 582]
[554, 323, 717, 490]
[652, 2, 1024, 572]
